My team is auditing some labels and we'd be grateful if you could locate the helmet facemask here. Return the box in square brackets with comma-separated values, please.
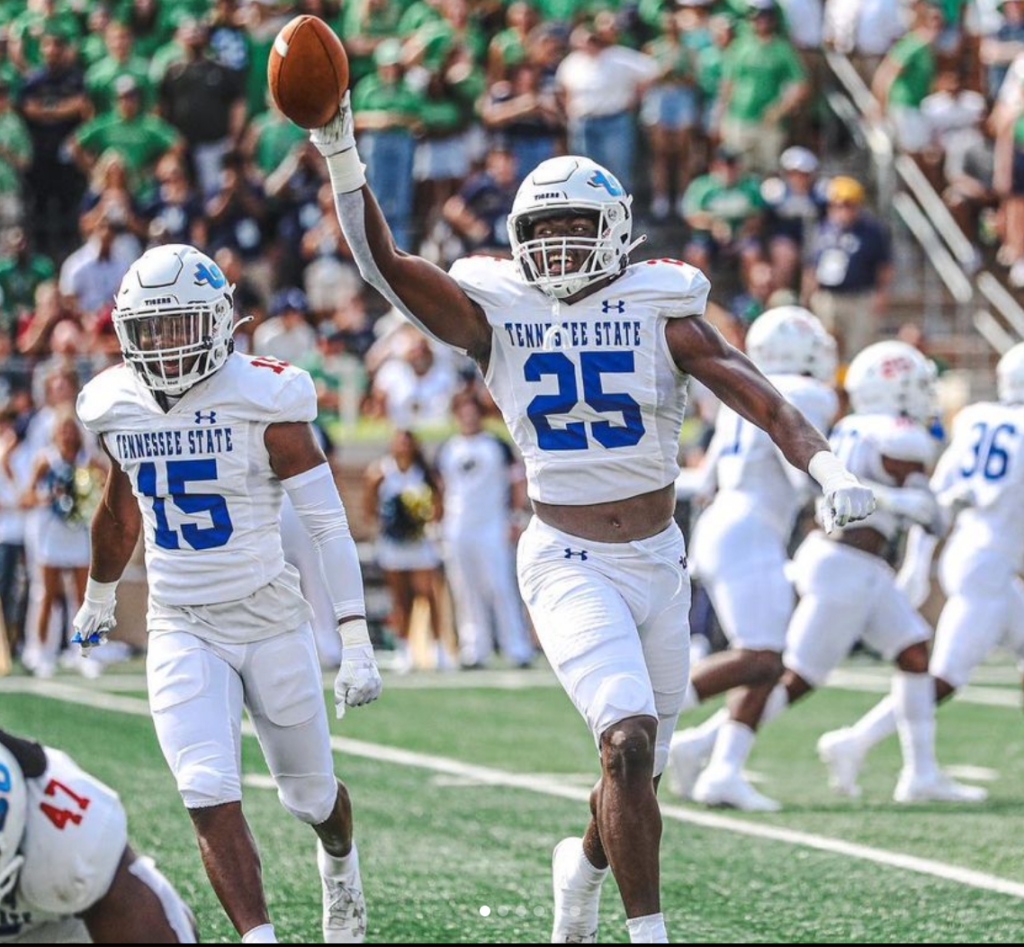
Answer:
[510, 199, 635, 300]
[115, 295, 235, 396]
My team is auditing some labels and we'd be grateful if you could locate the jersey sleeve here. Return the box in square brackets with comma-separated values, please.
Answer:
[449, 256, 524, 316]
[18, 750, 128, 917]
[76, 366, 134, 437]
[625, 259, 711, 320]
[877, 419, 938, 466]
[273, 368, 318, 424]
[229, 356, 319, 424]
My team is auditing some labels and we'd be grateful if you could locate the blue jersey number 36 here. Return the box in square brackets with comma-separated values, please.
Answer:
[525, 351, 646, 451]
[138, 459, 234, 551]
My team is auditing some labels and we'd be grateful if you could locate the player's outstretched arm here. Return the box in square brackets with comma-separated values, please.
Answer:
[310, 95, 492, 361]
[667, 316, 875, 530]
[72, 456, 140, 653]
[266, 421, 382, 717]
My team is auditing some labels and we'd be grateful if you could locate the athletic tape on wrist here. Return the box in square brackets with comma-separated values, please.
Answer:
[326, 148, 366, 194]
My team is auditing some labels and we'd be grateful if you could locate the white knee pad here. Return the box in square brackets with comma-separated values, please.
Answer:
[277, 773, 339, 826]
[129, 856, 197, 943]
[175, 742, 243, 811]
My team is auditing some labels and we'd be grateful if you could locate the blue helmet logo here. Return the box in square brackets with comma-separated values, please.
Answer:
[587, 170, 624, 197]
[194, 262, 227, 289]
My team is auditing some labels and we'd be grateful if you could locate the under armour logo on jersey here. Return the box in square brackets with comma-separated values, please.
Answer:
[194, 262, 227, 289]
[602, 300, 626, 315]
[587, 170, 624, 197]
[564, 548, 589, 561]
[195, 411, 217, 425]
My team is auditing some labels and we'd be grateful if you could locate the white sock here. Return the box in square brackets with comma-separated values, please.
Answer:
[761, 683, 790, 725]
[708, 721, 755, 775]
[892, 673, 939, 779]
[680, 684, 700, 712]
[847, 696, 898, 751]
[576, 844, 609, 889]
[319, 840, 359, 881]
[242, 925, 278, 944]
[688, 707, 730, 754]
[627, 913, 669, 944]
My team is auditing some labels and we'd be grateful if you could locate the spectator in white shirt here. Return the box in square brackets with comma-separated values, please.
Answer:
[253, 287, 317, 364]
[556, 14, 658, 193]
[824, 0, 907, 79]
[372, 333, 460, 431]
[58, 218, 132, 317]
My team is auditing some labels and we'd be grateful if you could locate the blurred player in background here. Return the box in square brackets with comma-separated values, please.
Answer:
[436, 390, 535, 670]
[0, 728, 195, 943]
[72, 245, 381, 945]
[310, 94, 874, 944]
[669, 307, 839, 811]
[817, 343, 1024, 792]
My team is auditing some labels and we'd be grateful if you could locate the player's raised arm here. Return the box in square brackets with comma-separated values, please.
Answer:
[72, 451, 141, 651]
[667, 315, 875, 530]
[265, 419, 382, 718]
[309, 95, 492, 361]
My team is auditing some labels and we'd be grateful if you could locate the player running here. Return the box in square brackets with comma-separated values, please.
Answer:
[817, 343, 1024, 796]
[308, 94, 874, 944]
[0, 728, 195, 943]
[73, 245, 381, 945]
[668, 308, 839, 812]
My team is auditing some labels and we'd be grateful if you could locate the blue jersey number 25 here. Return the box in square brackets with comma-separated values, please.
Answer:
[525, 351, 645, 451]
[137, 459, 234, 551]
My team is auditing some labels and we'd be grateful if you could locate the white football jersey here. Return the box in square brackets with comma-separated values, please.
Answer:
[0, 749, 127, 942]
[708, 374, 838, 538]
[829, 412, 937, 541]
[77, 353, 317, 607]
[436, 432, 521, 534]
[933, 401, 1024, 567]
[450, 257, 711, 506]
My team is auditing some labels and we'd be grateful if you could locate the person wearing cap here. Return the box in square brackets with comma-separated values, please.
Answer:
[805, 175, 893, 360]
[72, 75, 182, 201]
[351, 38, 426, 252]
[762, 145, 829, 287]
[0, 76, 31, 232]
[872, 2, 944, 158]
[715, 0, 809, 174]
[682, 146, 766, 277]
[84, 20, 154, 116]
[254, 288, 319, 365]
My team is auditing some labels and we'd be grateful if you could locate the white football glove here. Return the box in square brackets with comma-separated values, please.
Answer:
[821, 476, 877, 533]
[71, 580, 118, 655]
[310, 91, 356, 159]
[334, 644, 383, 720]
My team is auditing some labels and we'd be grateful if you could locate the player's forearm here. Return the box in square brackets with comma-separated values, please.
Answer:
[90, 501, 139, 584]
[765, 399, 833, 474]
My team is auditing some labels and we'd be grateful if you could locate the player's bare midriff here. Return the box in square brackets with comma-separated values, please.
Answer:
[533, 483, 677, 543]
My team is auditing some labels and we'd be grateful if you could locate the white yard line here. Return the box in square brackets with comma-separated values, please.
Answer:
[11, 679, 1024, 902]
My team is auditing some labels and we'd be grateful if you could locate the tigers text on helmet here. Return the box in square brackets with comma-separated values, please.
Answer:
[997, 343, 1024, 404]
[508, 156, 642, 300]
[845, 341, 937, 422]
[0, 743, 27, 901]
[745, 306, 837, 383]
[113, 245, 237, 396]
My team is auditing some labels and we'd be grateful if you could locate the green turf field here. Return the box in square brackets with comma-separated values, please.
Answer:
[2, 665, 1023, 943]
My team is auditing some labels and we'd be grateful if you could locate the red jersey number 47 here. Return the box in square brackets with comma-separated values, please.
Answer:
[40, 779, 91, 831]
[251, 357, 290, 375]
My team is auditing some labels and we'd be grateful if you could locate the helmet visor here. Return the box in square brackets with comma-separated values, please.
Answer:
[117, 303, 219, 393]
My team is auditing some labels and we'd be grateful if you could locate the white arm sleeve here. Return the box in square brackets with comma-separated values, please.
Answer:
[281, 464, 365, 622]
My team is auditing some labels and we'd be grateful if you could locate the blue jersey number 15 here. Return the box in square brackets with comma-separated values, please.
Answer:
[137, 459, 234, 551]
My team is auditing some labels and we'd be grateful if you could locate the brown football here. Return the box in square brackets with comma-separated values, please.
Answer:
[268, 15, 350, 130]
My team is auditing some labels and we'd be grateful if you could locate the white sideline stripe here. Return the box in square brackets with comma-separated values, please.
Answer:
[15, 680, 1024, 902]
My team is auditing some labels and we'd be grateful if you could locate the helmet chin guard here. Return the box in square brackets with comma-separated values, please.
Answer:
[509, 157, 640, 300]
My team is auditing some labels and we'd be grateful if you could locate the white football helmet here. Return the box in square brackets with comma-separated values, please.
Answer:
[508, 156, 642, 300]
[846, 341, 937, 422]
[746, 307, 838, 382]
[997, 342, 1024, 404]
[0, 743, 27, 901]
[113, 244, 237, 396]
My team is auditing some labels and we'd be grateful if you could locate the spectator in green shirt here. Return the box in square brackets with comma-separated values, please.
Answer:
[9, 0, 81, 72]
[0, 228, 56, 331]
[487, 1, 538, 82]
[119, 0, 173, 60]
[716, 0, 808, 174]
[353, 40, 426, 249]
[85, 21, 155, 115]
[873, 2, 944, 157]
[341, 0, 412, 87]
[242, 94, 308, 179]
[406, 0, 488, 73]
[78, 4, 116, 70]
[698, 14, 734, 139]
[683, 146, 765, 276]
[0, 79, 31, 231]
[71, 76, 182, 200]
[399, 0, 445, 36]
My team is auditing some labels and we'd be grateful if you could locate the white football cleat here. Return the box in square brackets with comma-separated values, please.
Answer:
[319, 842, 368, 944]
[551, 838, 604, 944]
[894, 771, 989, 805]
[692, 767, 783, 813]
[817, 729, 865, 799]
[666, 731, 712, 801]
